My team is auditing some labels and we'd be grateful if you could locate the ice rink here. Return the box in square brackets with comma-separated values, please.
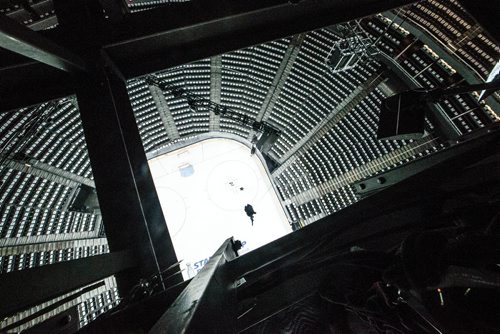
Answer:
[148, 138, 292, 280]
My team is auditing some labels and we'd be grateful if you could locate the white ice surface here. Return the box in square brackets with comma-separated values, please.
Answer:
[149, 138, 291, 280]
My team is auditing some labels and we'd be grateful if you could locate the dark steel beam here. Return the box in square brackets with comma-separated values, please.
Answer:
[354, 125, 500, 197]
[105, 0, 417, 78]
[2, 282, 104, 333]
[0, 14, 87, 73]
[149, 238, 238, 334]
[0, 55, 73, 113]
[0, 251, 136, 319]
[23, 306, 80, 334]
[4, 0, 417, 76]
[1, 0, 416, 108]
[0, 0, 103, 112]
[74, 57, 181, 293]
[78, 280, 191, 333]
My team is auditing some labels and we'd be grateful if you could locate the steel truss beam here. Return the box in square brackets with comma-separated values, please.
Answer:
[0, 14, 87, 73]
[104, 0, 417, 78]
[281, 136, 438, 207]
[74, 58, 181, 293]
[150, 238, 238, 334]
[1, 154, 95, 188]
[0, 0, 416, 112]
[0, 230, 100, 248]
[0, 56, 73, 112]
[0, 237, 107, 256]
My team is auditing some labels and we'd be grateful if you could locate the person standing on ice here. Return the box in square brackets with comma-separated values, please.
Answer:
[244, 204, 256, 226]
